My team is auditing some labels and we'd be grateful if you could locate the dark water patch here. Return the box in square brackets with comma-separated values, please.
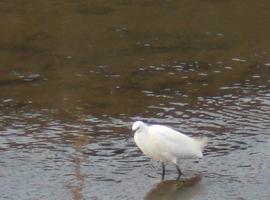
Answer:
[0, 74, 42, 87]
[77, 6, 113, 15]
[0, 42, 48, 54]
[145, 175, 202, 200]
[134, 37, 231, 55]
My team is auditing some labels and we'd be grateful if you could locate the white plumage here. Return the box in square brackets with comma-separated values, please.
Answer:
[132, 121, 207, 179]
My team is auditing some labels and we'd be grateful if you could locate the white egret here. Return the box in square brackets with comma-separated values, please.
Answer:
[132, 121, 207, 179]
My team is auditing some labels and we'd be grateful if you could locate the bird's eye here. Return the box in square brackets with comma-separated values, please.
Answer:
[133, 126, 140, 132]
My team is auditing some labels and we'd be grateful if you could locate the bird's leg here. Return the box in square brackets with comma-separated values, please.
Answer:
[161, 162, 165, 181]
[176, 165, 182, 180]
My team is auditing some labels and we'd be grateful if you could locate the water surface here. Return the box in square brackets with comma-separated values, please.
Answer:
[0, 1, 270, 200]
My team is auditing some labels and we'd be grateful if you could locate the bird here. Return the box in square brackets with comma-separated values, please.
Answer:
[132, 121, 207, 180]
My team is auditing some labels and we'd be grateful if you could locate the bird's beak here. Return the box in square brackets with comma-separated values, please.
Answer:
[130, 129, 136, 137]
[125, 131, 134, 141]
[126, 128, 138, 141]
[132, 127, 139, 135]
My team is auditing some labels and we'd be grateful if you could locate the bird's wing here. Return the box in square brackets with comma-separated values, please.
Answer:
[148, 125, 202, 159]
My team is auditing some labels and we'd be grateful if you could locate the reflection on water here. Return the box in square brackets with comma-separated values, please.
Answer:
[1, 0, 270, 200]
[145, 175, 202, 200]
[69, 123, 89, 200]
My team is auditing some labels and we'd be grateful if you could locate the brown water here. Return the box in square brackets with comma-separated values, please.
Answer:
[1, 1, 270, 200]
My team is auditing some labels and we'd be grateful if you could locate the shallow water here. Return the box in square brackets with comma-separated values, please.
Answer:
[0, 1, 270, 200]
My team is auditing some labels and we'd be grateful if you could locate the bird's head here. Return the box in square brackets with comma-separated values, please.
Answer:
[132, 121, 145, 133]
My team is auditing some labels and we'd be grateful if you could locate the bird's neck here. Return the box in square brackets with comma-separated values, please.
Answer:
[138, 125, 148, 135]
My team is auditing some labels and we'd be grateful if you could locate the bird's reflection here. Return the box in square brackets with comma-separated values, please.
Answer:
[145, 174, 203, 200]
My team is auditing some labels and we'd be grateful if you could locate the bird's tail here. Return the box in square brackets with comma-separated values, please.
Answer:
[193, 137, 208, 158]
[194, 137, 208, 151]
